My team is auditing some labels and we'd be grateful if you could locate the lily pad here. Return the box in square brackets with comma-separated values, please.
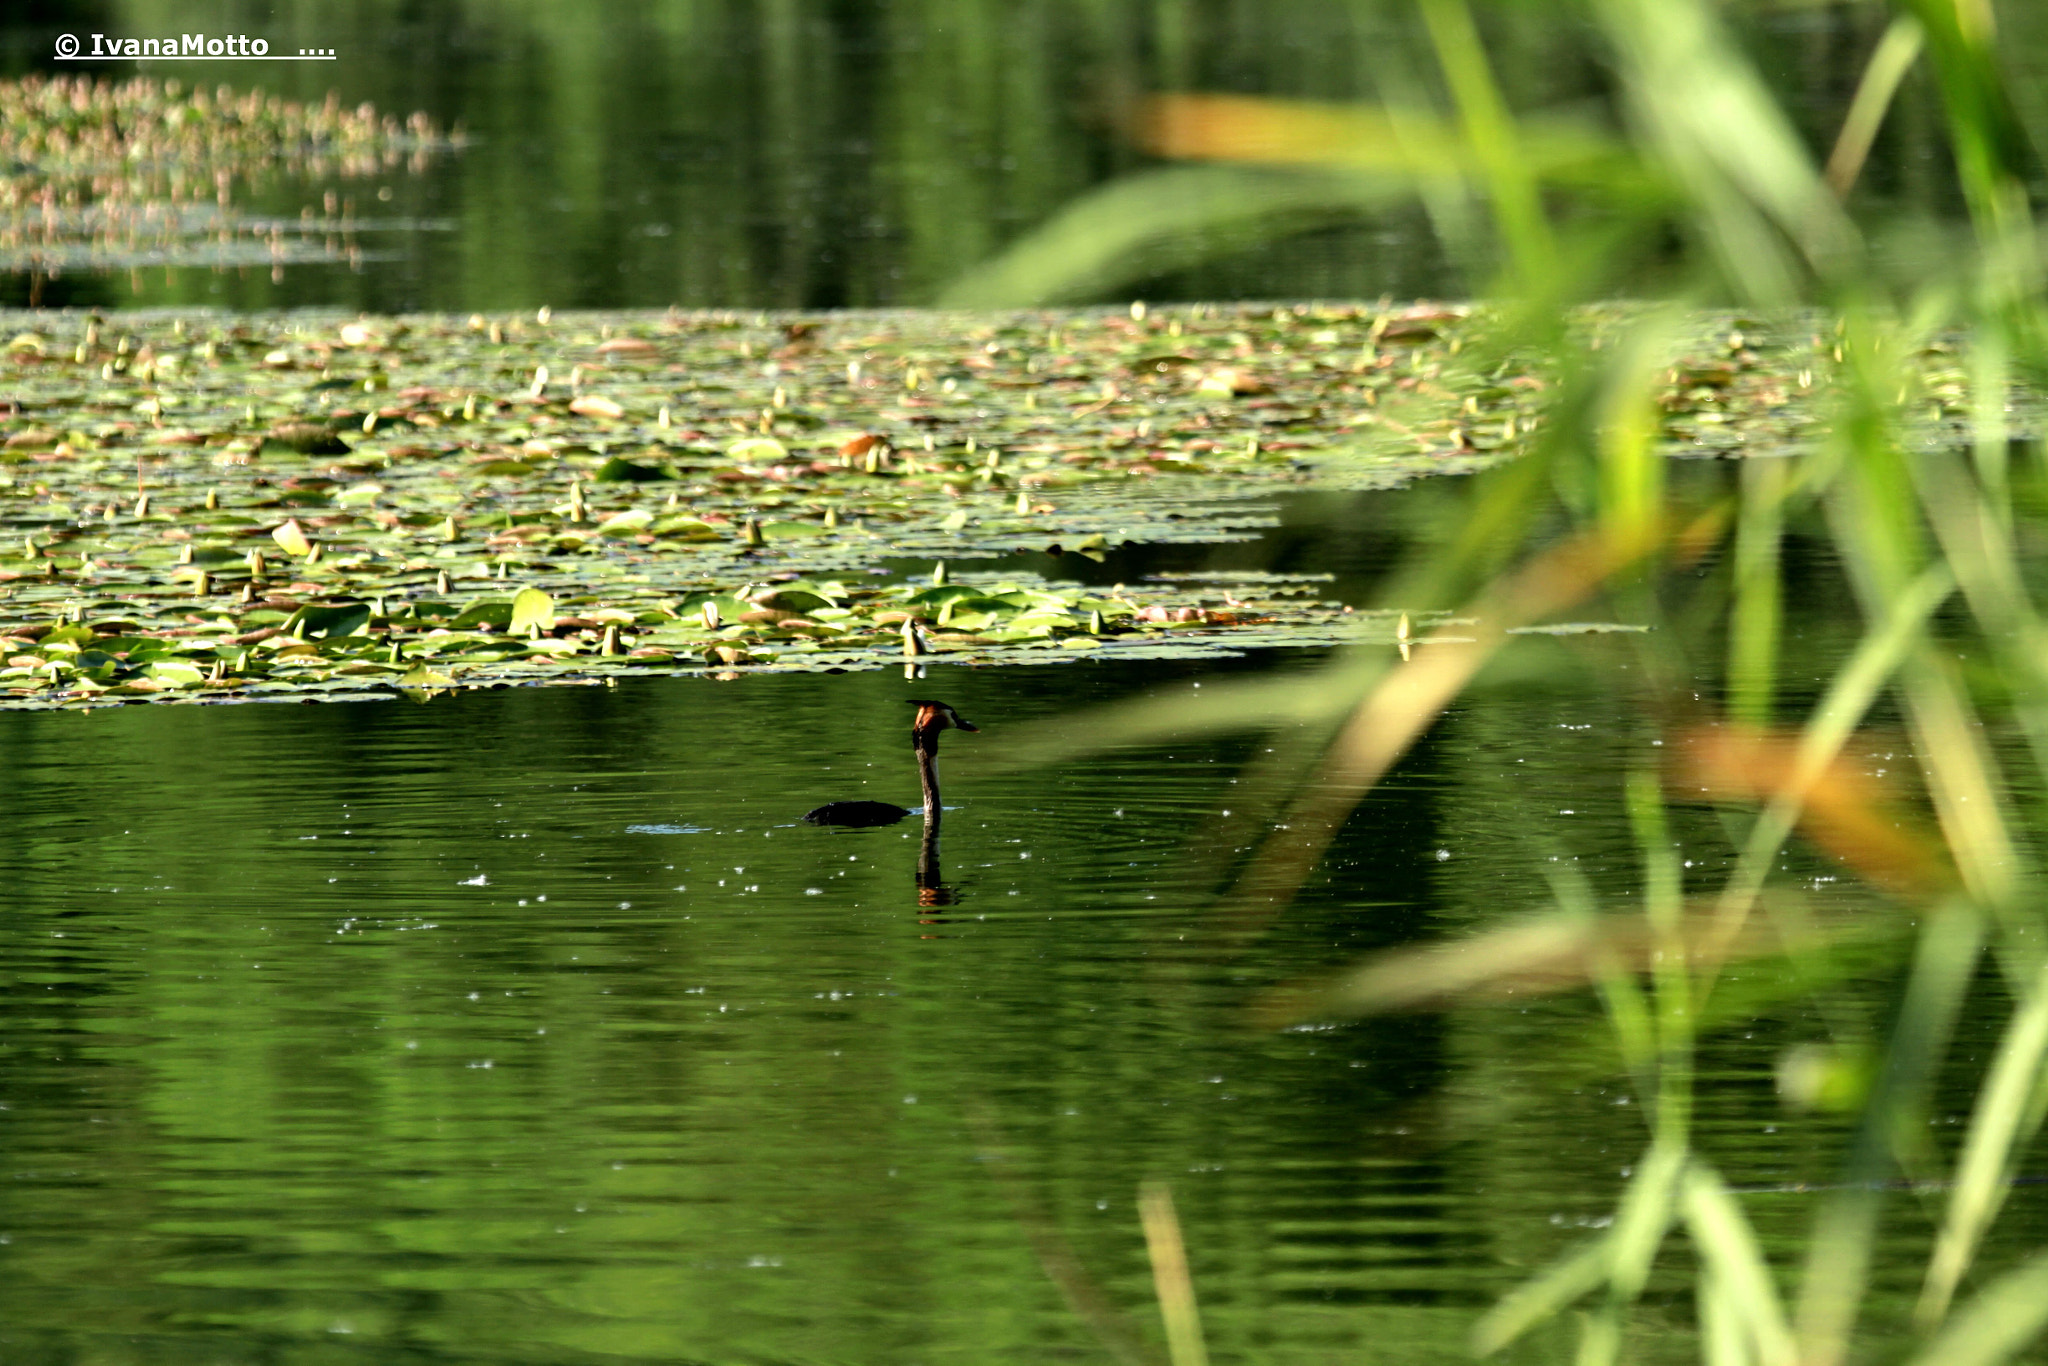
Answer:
[448, 599, 516, 631]
[279, 602, 372, 639]
[593, 456, 670, 483]
[509, 588, 555, 636]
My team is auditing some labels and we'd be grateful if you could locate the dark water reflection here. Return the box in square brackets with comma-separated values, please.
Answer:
[3, 606, 2043, 1362]
[4, 0, 2012, 312]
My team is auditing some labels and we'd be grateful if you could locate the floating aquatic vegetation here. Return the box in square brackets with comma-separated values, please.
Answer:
[0, 75, 458, 288]
[0, 567, 1415, 710]
[0, 302, 1469, 705]
[0, 298, 1905, 708]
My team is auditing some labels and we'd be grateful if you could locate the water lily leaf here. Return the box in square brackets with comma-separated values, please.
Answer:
[593, 456, 669, 482]
[148, 661, 207, 687]
[184, 543, 245, 565]
[102, 636, 177, 662]
[280, 603, 373, 639]
[901, 585, 988, 608]
[264, 422, 350, 455]
[509, 588, 555, 635]
[761, 520, 828, 539]
[773, 579, 848, 604]
[671, 593, 750, 627]
[752, 589, 831, 614]
[569, 394, 626, 420]
[398, 664, 454, 689]
[649, 515, 723, 540]
[335, 483, 386, 506]
[1011, 609, 1083, 630]
[448, 599, 515, 630]
[986, 588, 1072, 610]
[726, 437, 788, 462]
[596, 508, 655, 534]
[1505, 621, 1654, 635]
[271, 520, 313, 557]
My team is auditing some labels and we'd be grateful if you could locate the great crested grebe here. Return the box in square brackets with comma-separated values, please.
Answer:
[802, 699, 978, 827]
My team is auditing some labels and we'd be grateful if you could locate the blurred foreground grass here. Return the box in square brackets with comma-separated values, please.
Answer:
[962, 1, 2048, 1361]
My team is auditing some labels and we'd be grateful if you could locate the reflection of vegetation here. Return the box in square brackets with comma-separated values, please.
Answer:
[2, 74, 442, 181]
[79, 0, 1977, 311]
[979, 0, 2048, 1362]
[0, 74, 452, 294]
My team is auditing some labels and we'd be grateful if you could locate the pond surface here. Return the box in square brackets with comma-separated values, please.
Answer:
[3, 487, 2044, 1365]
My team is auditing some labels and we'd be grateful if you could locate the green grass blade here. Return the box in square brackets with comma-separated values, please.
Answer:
[1417, 0, 1558, 288]
[1625, 768, 1691, 1133]
[1705, 564, 1955, 962]
[1589, 0, 1854, 298]
[992, 667, 1378, 775]
[1547, 857, 1655, 1089]
[1826, 319, 2023, 918]
[1824, 16, 1927, 196]
[937, 164, 1407, 307]
[1904, 1251, 2048, 1366]
[1728, 454, 1789, 726]
[1911, 448, 2048, 793]
[1897, 652, 2021, 915]
[1472, 1233, 1613, 1358]
[1594, 310, 1680, 547]
[1893, 0, 2035, 238]
[1919, 954, 2048, 1324]
[1682, 1163, 1796, 1366]
[1473, 1141, 1685, 1357]
[1139, 1182, 1210, 1366]
[1796, 902, 1987, 1366]
[1697, 1265, 1746, 1366]
[1969, 326, 2012, 527]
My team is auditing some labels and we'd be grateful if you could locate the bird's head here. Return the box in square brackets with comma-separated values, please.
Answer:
[909, 699, 978, 752]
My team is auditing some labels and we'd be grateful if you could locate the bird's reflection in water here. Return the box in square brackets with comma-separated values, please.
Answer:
[802, 698, 973, 917]
[915, 807, 960, 914]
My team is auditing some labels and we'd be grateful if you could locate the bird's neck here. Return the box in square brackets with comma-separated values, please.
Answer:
[916, 742, 941, 816]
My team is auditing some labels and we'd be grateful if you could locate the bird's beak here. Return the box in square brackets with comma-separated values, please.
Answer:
[953, 716, 979, 732]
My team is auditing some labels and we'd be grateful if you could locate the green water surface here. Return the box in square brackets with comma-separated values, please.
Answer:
[1, 601, 2038, 1364]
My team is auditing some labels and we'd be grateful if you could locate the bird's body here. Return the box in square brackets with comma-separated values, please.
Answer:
[803, 700, 977, 827]
[801, 798, 915, 827]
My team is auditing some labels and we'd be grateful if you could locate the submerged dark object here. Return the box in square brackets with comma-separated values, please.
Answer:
[803, 699, 977, 827]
